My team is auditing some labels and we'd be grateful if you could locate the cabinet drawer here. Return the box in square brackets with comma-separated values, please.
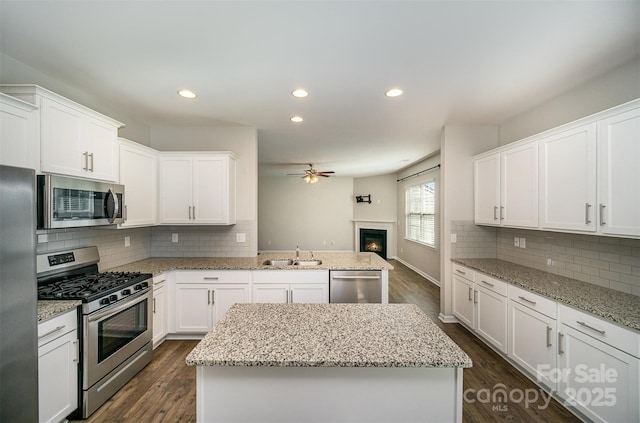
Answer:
[38, 309, 77, 347]
[153, 273, 167, 286]
[475, 273, 507, 297]
[559, 304, 639, 358]
[175, 270, 250, 284]
[452, 264, 474, 282]
[253, 270, 328, 284]
[509, 285, 557, 319]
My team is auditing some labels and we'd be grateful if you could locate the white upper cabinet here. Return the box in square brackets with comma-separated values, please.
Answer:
[159, 152, 236, 225]
[539, 123, 597, 232]
[474, 140, 538, 228]
[0, 93, 39, 171]
[0, 85, 123, 182]
[118, 138, 158, 227]
[598, 107, 640, 237]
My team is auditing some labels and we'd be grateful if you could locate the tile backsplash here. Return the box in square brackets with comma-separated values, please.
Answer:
[36, 219, 257, 270]
[451, 221, 640, 296]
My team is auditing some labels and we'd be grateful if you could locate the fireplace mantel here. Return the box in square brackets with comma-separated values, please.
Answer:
[353, 220, 396, 259]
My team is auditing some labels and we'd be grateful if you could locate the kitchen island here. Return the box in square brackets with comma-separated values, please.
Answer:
[186, 303, 472, 423]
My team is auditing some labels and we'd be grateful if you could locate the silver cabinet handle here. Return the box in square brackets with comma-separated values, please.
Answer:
[500, 206, 504, 220]
[38, 325, 66, 340]
[193, 206, 196, 220]
[211, 290, 215, 305]
[189, 206, 192, 220]
[473, 289, 478, 304]
[585, 203, 592, 224]
[455, 269, 466, 275]
[290, 290, 293, 303]
[599, 204, 606, 226]
[494, 206, 498, 221]
[481, 280, 494, 287]
[88, 152, 94, 172]
[203, 277, 219, 281]
[546, 326, 552, 348]
[73, 339, 79, 363]
[558, 332, 564, 355]
[577, 320, 605, 335]
[285, 289, 289, 303]
[518, 296, 537, 306]
[207, 290, 211, 305]
[332, 275, 381, 280]
[124, 204, 128, 222]
[468, 286, 473, 301]
[153, 297, 156, 313]
[82, 151, 89, 171]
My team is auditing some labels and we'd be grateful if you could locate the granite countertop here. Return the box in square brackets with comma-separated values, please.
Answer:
[186, 303, 472, 368]
[106, 252, 393, 275]
[37, 300, 81, 322]
[452, 258, 640, 331]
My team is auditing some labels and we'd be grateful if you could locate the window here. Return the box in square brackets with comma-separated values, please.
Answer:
[405, 181, 436, 247]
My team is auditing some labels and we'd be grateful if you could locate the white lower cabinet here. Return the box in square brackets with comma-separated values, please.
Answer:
[38, 309, 78, 423]
[508, 286, 558, 390]
[452, 271, 475, 328]
[152, 274, 168, 348]
[173, 271, 251, 334]
[252, 270, 329, 304]
[558, 305, 639, 423]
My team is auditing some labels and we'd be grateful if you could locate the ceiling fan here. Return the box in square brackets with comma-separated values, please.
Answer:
[286, 164, 335, 184]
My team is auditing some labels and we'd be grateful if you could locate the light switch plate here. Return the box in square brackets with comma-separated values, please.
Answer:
[514, 237, 520, 247]
[172, 233, 179, 243]
[124, 236, 130, 247]
[236, 233, 246, 243]
[450, 234, 457, 243]
[519, 237, 526, 248]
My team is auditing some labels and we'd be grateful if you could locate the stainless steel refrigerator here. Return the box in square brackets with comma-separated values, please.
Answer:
[0, 165, 38, 422]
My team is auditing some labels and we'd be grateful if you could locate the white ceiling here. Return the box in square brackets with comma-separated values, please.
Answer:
[1, 1, 639, 177]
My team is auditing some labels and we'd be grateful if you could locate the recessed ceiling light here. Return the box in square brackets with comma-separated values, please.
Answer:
[291, 89, 309, 98]
[178, 89, 197, 99]
[290, 116, 304, 123]
[385, 88, 403, 98]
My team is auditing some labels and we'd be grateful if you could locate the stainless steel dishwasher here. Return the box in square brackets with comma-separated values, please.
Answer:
[329, 270, 382, 303]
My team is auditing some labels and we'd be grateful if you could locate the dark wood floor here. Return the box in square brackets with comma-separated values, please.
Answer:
[74, 260, 580, 422]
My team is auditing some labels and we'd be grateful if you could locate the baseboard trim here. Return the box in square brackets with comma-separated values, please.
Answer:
[438, 313, 458, 324]
[392, 257, 440, 287]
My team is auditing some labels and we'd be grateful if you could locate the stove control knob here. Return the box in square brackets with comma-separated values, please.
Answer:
[134, 284, 142, 291]
[109, 294, 118, 302]
[141, 281, 149, 289]
[100, 298, 110, 305]
[121, 289, 131, 296]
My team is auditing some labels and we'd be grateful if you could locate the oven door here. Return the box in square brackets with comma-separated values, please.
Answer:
[84, 289, 152, 389]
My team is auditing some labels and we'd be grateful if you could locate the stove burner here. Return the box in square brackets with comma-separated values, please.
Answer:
[38, 271, 146, 302]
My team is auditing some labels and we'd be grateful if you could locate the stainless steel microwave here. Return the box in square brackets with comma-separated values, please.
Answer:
[37, 174, 125, 229]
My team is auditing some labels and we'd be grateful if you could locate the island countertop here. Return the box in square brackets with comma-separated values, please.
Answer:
[105, 252, 393, 275]
[185, 303, 472, 368]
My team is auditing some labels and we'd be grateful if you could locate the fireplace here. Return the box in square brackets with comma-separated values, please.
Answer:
[359, 229, 387, 260]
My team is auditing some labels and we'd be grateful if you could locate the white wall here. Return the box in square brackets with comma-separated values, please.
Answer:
[499, 57, 640, 145]
[440, 126, 498, 320]
[396, 155, 441, 284]
[258, 176, 354, 252]
[353, 174, 397, 222]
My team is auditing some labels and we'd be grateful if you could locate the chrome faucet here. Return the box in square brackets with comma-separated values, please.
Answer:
[295, 245, 300, 260]
[310, 250, 314, 259]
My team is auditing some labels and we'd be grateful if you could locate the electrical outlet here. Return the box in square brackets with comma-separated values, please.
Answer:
[519, 237, 526, 248]
[547, 258, 553, 266]
[236, 233, 246, 243]
[450, 234, 457, 243]
[172, 233, 178, 243]
[124, 236, 130, 247]
[514, 237, 520, 247]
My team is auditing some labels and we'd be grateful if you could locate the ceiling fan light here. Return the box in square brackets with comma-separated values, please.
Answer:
[310, 174, 319, 184]
[303, 174, 311, 183]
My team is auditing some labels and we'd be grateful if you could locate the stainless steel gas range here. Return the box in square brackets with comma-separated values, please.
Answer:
[37, 246, 153, 419]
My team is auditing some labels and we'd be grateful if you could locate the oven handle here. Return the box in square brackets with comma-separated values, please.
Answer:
[87, 289, 150, 323]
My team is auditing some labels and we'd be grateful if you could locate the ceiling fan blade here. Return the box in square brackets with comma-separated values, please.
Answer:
[319, 174, 331, 177]
[286, 173, 306, 176]
[317, 171, 335, 175]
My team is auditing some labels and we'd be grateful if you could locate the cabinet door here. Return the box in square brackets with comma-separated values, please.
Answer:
[159, 157, 193, 223]
[290, 283, 328, 304]
[558, 325, 639, 423]
[252, 284, 289, 303]
[83, 116, 118, 181]
[193, 156, 227, 223]
[509, 302, 557, 390]
[40, 97, 84, 177]
[540, 124, 597, 232]
[598, 108, 640, 237]
[174, 284, 212, 333]
[211, 284, 250, 324]
[452, 274, 475, 328]
[474, 153, 501, 225]
[152, 284, 168, 348]
[119, 141, 158, 227]
[0, 95, 38, 170]
[501, 141, 538, 228]
[475, 286, 508, 353]
[38, 330, 78, 423]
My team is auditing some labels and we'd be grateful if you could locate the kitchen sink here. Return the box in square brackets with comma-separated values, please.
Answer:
[294, 259, 323, 266]
[262, 259, 294, 266]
